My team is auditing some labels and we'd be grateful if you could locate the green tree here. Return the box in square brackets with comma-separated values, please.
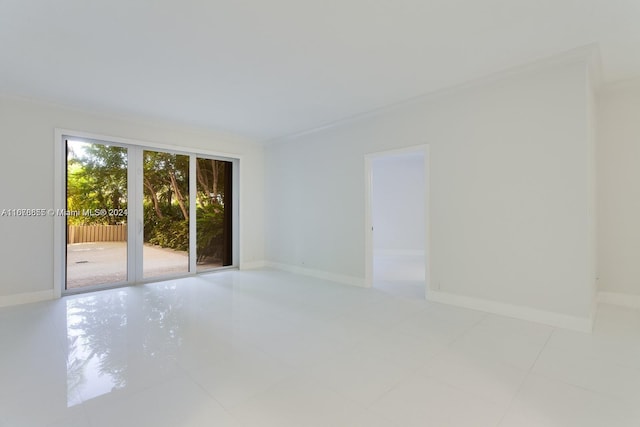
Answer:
[195, 159, 228, 262]
[67, 142, 127, 225]
[143, 151, 190, 251]
[67, 142, 229, 257]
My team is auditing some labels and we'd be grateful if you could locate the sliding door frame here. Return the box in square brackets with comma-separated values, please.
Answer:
[54, 129, 241, 297]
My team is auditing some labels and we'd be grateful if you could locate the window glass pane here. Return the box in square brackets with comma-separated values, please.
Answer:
[196, 158, 232, 271]
[143, 150, 190, 278]
[66, 140, 128, 289]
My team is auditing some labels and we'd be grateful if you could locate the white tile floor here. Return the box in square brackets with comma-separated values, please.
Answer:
[1, 269, 640, 427]
[373, 253, 425, 299]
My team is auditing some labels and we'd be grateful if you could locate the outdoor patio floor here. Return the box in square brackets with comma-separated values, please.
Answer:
[66, 242, 221, 288]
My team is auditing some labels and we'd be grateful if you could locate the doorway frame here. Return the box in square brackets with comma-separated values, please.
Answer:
[53, 128, 241, 297]
[364, 144, 430, 296]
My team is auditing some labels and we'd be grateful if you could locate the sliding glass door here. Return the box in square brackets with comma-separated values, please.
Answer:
[66, 140, 129, 289]
[64, 137, 236, 293]
[142, 150, 190, 279]
[195, 157, 233, 272]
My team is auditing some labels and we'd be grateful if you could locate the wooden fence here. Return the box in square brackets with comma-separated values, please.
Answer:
[67, 224, 127, 243]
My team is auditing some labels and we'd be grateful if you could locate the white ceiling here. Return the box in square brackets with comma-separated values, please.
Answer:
[1, 0, 639, 141]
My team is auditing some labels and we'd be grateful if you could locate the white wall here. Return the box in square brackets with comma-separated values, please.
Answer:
[587, 66, 599, 309]
[372, 153, 425, 254]
[265, 57, 597, 324]
[598, 77, 640, 296]
[0, 95, 264, 304]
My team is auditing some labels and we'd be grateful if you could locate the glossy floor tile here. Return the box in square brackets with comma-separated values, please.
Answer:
[1, 269, 639, 426]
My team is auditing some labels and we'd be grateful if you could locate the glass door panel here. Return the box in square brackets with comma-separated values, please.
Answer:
[63, 137, 236, 294]
[196, 158, 232, 271]
[65, 140, 128, 289]
[142, 150, 190, 278]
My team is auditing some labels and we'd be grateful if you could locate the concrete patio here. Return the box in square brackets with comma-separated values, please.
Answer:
[66, 242, 221, 289]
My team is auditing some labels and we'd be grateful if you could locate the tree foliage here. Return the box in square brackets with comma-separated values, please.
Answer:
[142, 151, 190, 251]
[196, 158, 228, 263]
[67, 142, 229, 261]
[67, 142, 127, 225]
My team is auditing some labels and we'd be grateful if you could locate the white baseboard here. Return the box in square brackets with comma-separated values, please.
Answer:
[427, 290, 593, 333]
[0, 289, 56, 308]
[266, 262, 367, 288]
[598, 291, 640, 309]
[240, 260, 267, 270]
[375, 250, 425, 257]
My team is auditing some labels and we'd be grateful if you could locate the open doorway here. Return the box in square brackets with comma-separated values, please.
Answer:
[365, 147, 428, 299]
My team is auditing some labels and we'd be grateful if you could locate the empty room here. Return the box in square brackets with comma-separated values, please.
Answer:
[1, 1, 640, 426]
